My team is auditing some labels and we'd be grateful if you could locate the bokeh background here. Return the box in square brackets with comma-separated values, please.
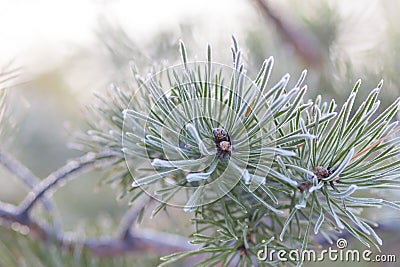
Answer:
[0, 0, 399, 266]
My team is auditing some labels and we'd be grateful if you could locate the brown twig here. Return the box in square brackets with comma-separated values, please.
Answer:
[0, 202, 194, 256]
[0, 149, 65, 237]
[0, 151, 195, 257]
[118, 205, 144, 241]
[0, 149, 54, 211]
[351, 125, 400, 161]
[17, 151, 118, 216]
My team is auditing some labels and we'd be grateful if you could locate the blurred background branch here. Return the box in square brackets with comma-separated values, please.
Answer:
[253, 0, 324, 68]
[0, 150, 194, 257]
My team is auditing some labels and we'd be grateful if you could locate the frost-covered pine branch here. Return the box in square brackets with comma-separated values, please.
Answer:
[1, 37, 400, 266]
[74, 37, 400, 266]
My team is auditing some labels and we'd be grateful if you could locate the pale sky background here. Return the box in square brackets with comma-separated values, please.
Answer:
[0, 0, 252, 71]
[0, 0, 386, 71]
[0, 0, 392, 103]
